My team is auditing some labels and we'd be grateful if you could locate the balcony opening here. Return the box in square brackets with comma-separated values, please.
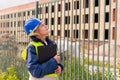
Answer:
[51, 5, 54, 12]
[74, 30, 79, 38]
[84, 29, 88, 39]
[83, 14, 89, 23]
[74, 1, 79, 9]
[104, 29, 109, 39]
[95, 0, 99, 7]
[106, 0, 109, 5]
[65, 30, 70, 37]
[65, 16, 70, 24]
[94, 14, 98, 23]
[58, 30, 61, 36]
[113, 9, 115, 21]
[58, 4, 61, 11]
[51, 18, 54, 25]
[94, 29, 98, 39]
[45, 18, 48, 25]
[83, 0, 89, 8]
[58, 17, 61, 25]
[74, 15, 79, 24]
[46, 6, 48, 13]
[105, 12, 109, 22]
[65, 2, 70, 11]
[112, 27, 115, 40]
[51, 30, 54, 36]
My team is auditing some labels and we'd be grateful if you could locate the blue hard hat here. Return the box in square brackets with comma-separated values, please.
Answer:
[24, 18, 42, 35]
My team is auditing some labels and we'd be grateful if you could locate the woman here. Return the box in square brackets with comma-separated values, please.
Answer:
[22, 18, 63, 80]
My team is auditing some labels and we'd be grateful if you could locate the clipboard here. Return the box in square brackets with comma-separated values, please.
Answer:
[37, 43, 57, 63]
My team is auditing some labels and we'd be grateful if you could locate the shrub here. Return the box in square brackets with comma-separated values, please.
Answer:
[0, 65, 19, 80]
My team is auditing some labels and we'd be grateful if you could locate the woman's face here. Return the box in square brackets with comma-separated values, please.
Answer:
[36, 23, 50, 36]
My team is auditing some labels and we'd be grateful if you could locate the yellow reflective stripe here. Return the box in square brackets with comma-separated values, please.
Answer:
[46, 73, 58, 77]
[30, 41, 44, 55]
[21, 41, 44, 60]
[21, 43, 31, 60]
[21, 48, 27, 60]
[29, 72, 58, 77]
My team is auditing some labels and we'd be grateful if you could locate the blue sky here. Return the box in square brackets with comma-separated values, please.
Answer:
[0, 0, 37, 9]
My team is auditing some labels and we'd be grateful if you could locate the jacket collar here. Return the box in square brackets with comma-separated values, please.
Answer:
[30, 36, 53, 45]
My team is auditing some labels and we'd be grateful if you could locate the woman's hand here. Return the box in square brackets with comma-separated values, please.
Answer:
[54, 54, 61, 63]
[54, 66, 62, 74]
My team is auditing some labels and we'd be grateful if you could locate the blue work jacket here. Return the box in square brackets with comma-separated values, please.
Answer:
[25, 36, 63, 78]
